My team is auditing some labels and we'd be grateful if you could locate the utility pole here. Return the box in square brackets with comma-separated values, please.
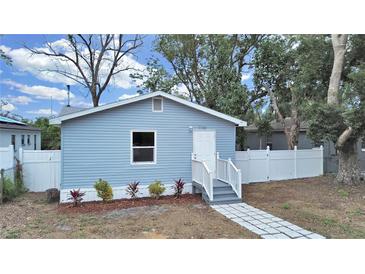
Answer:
[66, 85, 70, 107]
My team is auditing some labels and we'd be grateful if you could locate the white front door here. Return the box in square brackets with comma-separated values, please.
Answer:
[193, 129, 216, 176]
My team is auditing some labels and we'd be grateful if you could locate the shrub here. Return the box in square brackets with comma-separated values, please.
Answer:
[148, 181, 165, 199]
[3, 177, 17, 202]
[172, 178, 185, 198]
[126, 181, 140, 199]
[282, 203, 290, 210]
[68, 189, 85, 207]
[94, 179, 113, 202]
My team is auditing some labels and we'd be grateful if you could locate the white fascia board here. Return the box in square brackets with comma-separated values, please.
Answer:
[50, 91, 247, 126]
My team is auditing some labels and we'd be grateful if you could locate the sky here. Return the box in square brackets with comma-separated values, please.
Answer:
[0, 34, 165, 119]
[0, 34, 253, 120]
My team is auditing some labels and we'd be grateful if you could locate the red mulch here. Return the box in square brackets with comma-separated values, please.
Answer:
[58, 194, 203, 214]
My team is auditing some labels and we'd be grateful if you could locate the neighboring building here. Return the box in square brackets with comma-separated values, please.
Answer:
[244, 118, 365, 173]
[0, 116, 41, 158]
[50, 91, 247, 203]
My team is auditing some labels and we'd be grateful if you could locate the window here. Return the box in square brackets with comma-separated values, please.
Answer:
[34, 135, 37, 150]
[131, 131, 156, 164]
[21, 135, 25, 146]
[152, 98, 163, 112]
[11, 135, 16, 150]
[27, 135, 31, 145]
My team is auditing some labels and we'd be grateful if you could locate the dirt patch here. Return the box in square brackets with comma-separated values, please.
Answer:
[244, 175, 365, 239]
[58, 194, 202, 214]
[0, 192, 258, 239]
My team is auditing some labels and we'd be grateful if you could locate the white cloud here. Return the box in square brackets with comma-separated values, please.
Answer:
[6, 95, 34, 105]
[118, 93, 139, 100]
[241, 73, 251, 81]
[1, 103, 16, 112]
[59, 96, 93, 108]
[0, 69, 3, 75]
[27, 108, 57, 116]
[1, 80, 74, 101]
[0, 39, 146, 89]
[172, 84, 190, 99]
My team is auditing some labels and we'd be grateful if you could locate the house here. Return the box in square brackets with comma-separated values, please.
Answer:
[0, 116, 41, 157]
[50, 91, 247, 204]
[244, 118, 365, 173]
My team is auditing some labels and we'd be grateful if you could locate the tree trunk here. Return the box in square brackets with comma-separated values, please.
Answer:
[327, 34, 348, 105]
[336, 140, 361, 185]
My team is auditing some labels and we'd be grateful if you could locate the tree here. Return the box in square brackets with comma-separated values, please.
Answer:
[253, 35, 332, 149]
[307, 34, 365, 185]
[32, 117, 60, 150]
[152, 35, 265, 112]
[0, 49, 11, 65]
[27, 35, 143, 106]
[255, 111, 273, 149]
[130, 58, 180, 95]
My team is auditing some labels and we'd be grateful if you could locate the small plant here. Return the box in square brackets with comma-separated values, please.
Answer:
[172, 178, 185, 198]
[337, 189, 349, 198]
[3, 177, 17, 202]
[282, 203, 290, 210]
[148, 180, 165, 199]
[94, 179, 113, 202]
[126, 181, 140, 199]
[68, 189, 85, 207]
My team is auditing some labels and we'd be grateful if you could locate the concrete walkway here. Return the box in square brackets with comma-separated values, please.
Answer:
[211, 203, 325, 239]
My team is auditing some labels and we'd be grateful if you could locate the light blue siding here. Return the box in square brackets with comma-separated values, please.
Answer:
[61, 97, 236, 189]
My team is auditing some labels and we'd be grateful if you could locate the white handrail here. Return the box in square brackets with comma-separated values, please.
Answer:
[192, 158, 214, 201]
[217, 155, 242, 198]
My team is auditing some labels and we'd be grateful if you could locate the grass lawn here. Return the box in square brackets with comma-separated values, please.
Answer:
[244, 175, 365, 239]
[0, 193, 258, 239]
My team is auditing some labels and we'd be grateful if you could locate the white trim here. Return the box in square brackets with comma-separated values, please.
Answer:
[50, 91, 246, 126]
[152, 97, 163, 112]
[362, 149, 365, 152]
[130, 130, 157, 165]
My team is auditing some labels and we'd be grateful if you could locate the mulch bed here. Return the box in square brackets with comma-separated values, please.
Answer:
[58, 194, 203, 214]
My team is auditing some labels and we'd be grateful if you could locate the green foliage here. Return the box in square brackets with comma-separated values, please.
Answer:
[154, 34, 264, 118]
[306, 103, 348, 144]
[32, 117, 61, 149]
[253, 35, 332, 118]
[3, 177, 17, 202]
[148, 180, 166, 199]
[337, 189, 349, 198]
[282, 203, 290, 210]
[94, 179, 113, 202]
[130, 58, 180, 95]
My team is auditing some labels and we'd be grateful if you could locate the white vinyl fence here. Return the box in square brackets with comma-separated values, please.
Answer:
[19, 148, 61, 192]
[235, 146, 323, 184]
[0, 145, 14, 170]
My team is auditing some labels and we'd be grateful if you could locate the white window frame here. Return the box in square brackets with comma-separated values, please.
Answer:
[362, 138, 365, 152]
[152, 97, 163, 112]
[130, 130, 157, 165]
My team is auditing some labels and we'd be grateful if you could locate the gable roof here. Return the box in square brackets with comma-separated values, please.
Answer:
[0, 116, 40, 131]
[50, 91, 247, 126]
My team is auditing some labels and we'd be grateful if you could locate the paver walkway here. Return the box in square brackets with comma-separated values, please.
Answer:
[211, 203, 325, 239]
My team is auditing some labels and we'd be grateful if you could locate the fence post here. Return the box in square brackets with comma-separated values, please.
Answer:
[0, 169, 4, 204]
[320, 145, 324, 175]
[18, 147, 23, 164]
[266, 146, 270, 182]
[247, 148, 250, 183]
[294, 145, 297, 179]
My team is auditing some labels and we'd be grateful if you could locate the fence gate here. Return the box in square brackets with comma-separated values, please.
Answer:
[19, 148, 61, 192]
